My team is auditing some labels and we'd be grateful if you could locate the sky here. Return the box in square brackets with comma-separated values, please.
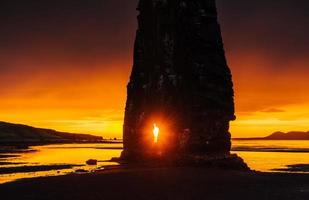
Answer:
[1, 0, 309, 138]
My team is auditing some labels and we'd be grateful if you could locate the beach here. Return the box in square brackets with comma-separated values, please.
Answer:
[1, 167, 309, 200]
[1, 141, 309, 199]
[1, 141, 309, 183]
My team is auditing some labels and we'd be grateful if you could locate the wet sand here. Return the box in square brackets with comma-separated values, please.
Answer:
[0, 164, 83, 174]
[0, 167, 309, 200]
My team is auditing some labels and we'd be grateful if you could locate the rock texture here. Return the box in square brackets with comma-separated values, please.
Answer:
[122, 0, 235, 160]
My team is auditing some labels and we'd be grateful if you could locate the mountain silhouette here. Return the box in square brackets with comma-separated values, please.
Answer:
[234, 131, 309, 140]
[0, 121, 102, 143]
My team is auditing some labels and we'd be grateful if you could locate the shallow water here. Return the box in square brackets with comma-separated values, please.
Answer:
[232, 140, 309, 172]
[0, 143, 122, 184]
[1, 140, 309, 183]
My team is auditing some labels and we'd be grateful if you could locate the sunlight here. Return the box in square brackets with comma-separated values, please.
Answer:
[153, 123, 159, 144]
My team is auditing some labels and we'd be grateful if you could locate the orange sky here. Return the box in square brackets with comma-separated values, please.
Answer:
[1, 0, 309, 138]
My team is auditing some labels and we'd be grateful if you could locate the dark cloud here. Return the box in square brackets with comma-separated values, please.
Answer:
[1, 0, 308, 73]
[217, 0, 309, 69]
[0, 0, 138, 72]
[261, 108, 286, 113]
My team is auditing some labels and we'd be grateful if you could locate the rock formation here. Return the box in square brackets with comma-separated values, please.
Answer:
[122, 0, 236, 161]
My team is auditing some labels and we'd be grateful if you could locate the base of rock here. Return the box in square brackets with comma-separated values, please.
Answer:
[114, 153, 250, 171]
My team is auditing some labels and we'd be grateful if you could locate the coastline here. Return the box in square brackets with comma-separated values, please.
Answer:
[1, 167, 309, 199]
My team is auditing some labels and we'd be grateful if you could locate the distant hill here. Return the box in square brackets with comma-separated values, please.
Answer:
[234, 131, 309, 140]
[0, 121, 103, 143]
[264, 131, 309, 140]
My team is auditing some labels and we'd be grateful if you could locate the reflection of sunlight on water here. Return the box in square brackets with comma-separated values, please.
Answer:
[0, 143, 123, 184]
[232, 140, 309, 172]
[232, 151, 309, 172]
[2, 141, 309, 184]
[232, 140, 309, 151]
[20, 143, 123, 164]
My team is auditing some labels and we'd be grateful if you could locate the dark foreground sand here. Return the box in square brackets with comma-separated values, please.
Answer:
[1, 167, 309, 200]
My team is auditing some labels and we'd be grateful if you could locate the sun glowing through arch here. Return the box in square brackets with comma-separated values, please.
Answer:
[153, 123, 159, 144]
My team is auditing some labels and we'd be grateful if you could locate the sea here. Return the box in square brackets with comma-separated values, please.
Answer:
[1, 140, 309, 184]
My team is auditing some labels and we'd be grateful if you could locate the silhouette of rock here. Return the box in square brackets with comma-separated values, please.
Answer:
[274, 164, 309, 172]
[122, 0, 235, 161]
[86, 159, 98, 165]
[75, 169, 89, 173]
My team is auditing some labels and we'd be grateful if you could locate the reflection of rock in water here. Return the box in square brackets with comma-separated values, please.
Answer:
[122, 0, 236, 160]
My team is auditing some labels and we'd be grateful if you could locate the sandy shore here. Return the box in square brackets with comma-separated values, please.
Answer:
[0, 167, 309, 200]
[0, 164, 83, 174]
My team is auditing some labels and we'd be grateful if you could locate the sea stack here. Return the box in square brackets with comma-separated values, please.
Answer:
[122, 0, 236, 161]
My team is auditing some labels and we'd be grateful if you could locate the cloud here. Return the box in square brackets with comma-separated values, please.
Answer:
[261, 108, 285, 113]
